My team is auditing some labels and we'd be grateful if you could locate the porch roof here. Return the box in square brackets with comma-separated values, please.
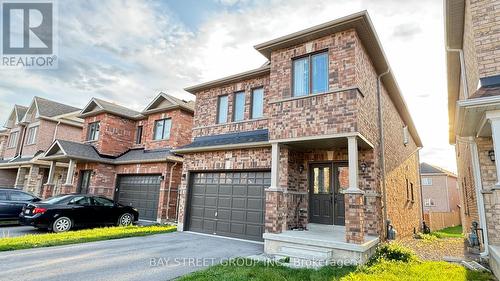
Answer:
[271, 132, 374, 150]
[42, 140, 182, 164]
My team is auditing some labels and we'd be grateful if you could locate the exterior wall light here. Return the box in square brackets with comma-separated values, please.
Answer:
[298, 164, 304, 174]
[489, 150, 495, 162]
[360, 162, 368, 173]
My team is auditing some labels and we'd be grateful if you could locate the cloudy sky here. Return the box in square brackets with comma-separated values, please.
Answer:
[0, 0, 456, 172]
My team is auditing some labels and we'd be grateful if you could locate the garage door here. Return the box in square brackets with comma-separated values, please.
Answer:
[187, 171, 270, 241]
[116, 175, 161, 221]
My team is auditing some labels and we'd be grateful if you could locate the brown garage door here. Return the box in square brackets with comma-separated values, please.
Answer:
[116, 175, 161, 221]
[187, 171, 270, 241]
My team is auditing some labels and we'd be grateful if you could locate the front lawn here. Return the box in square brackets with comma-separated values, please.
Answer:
[0, 225, 176, 251]
[179, 243, 494, 281]
[431, 225, 464, 238]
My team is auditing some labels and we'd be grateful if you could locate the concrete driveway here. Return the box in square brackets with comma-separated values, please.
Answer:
[0, 232, 263, 281]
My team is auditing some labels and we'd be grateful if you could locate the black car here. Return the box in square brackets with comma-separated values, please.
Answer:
[0, 188, 41, 222]
[19, 194, 139, 232]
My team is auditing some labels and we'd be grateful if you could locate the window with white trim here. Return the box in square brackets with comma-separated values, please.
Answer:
[422, 177, 432, 186]
[7, 132, 18, 148]
[154, 118, 172, 140]
[87, 122, 100, 141]
[26, 126, 38, 145]
[424, 199, 435, 207]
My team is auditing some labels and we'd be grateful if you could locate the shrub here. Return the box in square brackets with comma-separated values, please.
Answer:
[367, 243, 419, 265]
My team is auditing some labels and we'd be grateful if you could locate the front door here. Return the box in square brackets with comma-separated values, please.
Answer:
[77, 170, 91, 194]
[309, 163, 333, 224]
[333, 165, 348, 226]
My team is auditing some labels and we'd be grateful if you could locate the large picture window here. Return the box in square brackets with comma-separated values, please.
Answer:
[154, 119, 172, 140]
[217, 95, 228, 124]
[87, 122, 100, 141]
[233, 92, 245, 122]
[251, 88, 264, 119]
[292, 51, 328, 96]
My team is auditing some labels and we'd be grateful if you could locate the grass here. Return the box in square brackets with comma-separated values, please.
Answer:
[0, 225, 176, 251]
[179, 259, 494, 281]
[431, 225, 464, 238]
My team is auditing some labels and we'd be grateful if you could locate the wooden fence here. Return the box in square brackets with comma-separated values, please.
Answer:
[424, 211, 461, 231]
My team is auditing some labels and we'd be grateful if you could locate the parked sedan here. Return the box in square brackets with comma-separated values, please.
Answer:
[20, 194, 139, 232]
[0, 188, 41, 222]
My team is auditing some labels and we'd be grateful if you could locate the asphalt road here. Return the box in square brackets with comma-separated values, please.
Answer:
[0, 232, 264, 281]
[0, 224, 47, 238]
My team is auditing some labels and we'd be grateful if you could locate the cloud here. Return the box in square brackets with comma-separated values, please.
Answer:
[392, 23, 422, 39]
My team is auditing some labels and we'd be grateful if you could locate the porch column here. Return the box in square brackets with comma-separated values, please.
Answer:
[490, 118, 500, 187]
[344, 136, 365, 244]
[61, 159, 76, 194]
[270, 143, 280, 190]
[41, 161, 57, 199]
[14, 167, 27, 189]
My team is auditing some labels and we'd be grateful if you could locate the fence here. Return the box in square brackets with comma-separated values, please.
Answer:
[424, 211, 461, 231]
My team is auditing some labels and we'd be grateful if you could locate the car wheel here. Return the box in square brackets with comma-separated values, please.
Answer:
[118, 213, 133, 226]
[52, 217, 72, 233]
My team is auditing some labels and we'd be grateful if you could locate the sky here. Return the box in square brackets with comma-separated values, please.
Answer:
[0, 0, 457, 172]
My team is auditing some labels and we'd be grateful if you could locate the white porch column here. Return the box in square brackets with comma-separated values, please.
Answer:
[346, 136, 362, 193]
[65, 159, 75, 185]
[46, 161, 56, 184]
[270, 143, 280, 190]
[490, 118, 500, 187]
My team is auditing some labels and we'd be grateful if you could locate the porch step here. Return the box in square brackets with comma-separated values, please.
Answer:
[461, 261, 490, 272]
[307, 223, 345, 232]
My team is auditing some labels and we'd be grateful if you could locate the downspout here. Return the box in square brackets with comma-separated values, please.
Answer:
[468, 138, 489, 257]
[53, 121, 61, 141]
[446, 47, 469, 99]
[377, 67, 391, 239]
[166, 162, 178, 220]
[17, 124, 27, 157]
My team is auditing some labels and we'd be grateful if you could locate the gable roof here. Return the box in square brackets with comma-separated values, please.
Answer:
[33, 97, 81, 118]
[3, 105, 28, 128]
[184, 11, 422, 148]
[79, 98, 144, 120]
[142, 92, 195, 114]
[420, 162, 457, 177]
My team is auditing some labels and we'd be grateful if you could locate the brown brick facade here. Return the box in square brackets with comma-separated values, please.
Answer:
[143, 109, 193, 150]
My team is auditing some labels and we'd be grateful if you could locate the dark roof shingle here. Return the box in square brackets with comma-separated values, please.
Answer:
[35, 97, 80, 117]
[179, 129, 269, 150]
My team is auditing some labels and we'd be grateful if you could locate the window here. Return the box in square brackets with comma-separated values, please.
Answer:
[422, 177, 432, 186]
[0, 190, 7, 200]
[410, 182, 415, 202]
[135, 126, 143, 144]
[69, 196, 91, 206]
[251, 88, 264, 119]
[93, 197, 114, 207]
[154, 119, 172, 140]
[7, 132, 18, 148]
[424, 199, 435, 207]
[10, 191, 35, 201]
[293, 51, 328, 96]
[233, 92, 245, 122]
[406, 178, 410, 201]
[217, 95, 229, 124]
[26, 126, 38, 145]
[87, 122, 100, 141]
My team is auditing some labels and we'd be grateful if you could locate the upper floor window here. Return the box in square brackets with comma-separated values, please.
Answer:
[26, 126, 38, 145]
[135, 126, 143, 144]
[87, 122, 100, 141]
[154, 118, 171, 140]
[251, 88, 264, 119]
[422, 177, 432, 186]
[217, 95, 228, 124]
[293, 51, 328, 97]
[233, 92, 245, 122]
[7, 132, 18, 148]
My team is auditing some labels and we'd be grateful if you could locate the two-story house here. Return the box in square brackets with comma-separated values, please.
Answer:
[174, 11, 423, 264]
[420, 163, 460, 230]
[42, 93, 194, 222]
[0, 97, 82, 195]
[445, 0, 500, 276]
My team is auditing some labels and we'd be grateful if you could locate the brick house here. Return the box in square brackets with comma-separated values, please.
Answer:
[41, 93, 194, 222]
[445, 0, 500, 276]
[174, 11, 423, 264]
[0, 97, 82, 195]
[420, 163, 461, 230]
[420, 163, 459, 213]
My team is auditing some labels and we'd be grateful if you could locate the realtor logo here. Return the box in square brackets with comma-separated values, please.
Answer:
[1, 0, 57, 69]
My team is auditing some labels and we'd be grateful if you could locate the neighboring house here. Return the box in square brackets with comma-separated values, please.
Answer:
[175, 11, 423, 264]
[445, 0, 500, 276]
[0, 97, 82, 195]
[420, 163, 459, 213]
[41, 93, 194, 222]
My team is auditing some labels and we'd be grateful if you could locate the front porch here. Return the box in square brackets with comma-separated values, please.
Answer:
[264, 223, 379, 266]
[263, 133, 382, 263]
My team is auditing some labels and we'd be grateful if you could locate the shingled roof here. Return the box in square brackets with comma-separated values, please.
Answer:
[79, 98, 144, 120]
[34, 97, 81, 117]
[175, 129, 270, 153]
[420, 162, 456, 177]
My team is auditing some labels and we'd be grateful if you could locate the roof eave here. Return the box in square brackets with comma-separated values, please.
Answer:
[173, 141, 271, 154]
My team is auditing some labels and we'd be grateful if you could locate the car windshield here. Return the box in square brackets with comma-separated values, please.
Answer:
[41, 195, 73, 205]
